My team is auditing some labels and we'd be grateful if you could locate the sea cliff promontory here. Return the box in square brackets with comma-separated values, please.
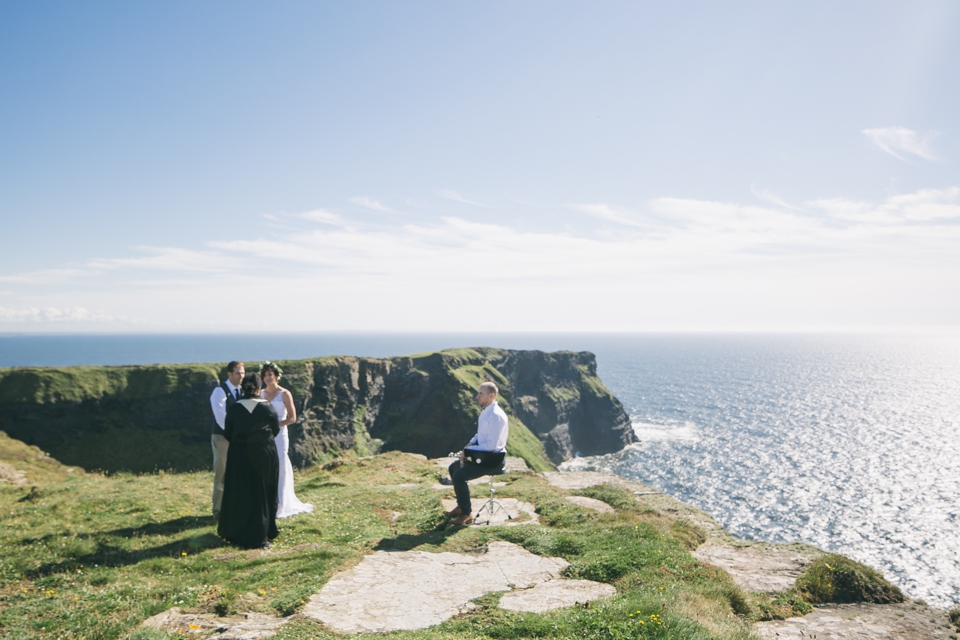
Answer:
[0, 348, 636, 474]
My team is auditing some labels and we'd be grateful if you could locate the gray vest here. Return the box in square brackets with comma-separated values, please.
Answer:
[212, 381, 239, 435]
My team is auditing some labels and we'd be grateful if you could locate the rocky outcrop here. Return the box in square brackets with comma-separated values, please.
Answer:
[0, 348, 636, 473]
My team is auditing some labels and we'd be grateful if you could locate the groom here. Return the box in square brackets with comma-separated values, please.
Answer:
[443, 381, 509, 525]
[209, 361, 244, 521]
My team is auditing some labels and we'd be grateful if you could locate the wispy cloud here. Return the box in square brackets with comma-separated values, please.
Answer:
[299, 209, 350, 226]
[570, 203, 647, 227]
[349, 196, 398, 213]
[3, 188, 959, 331]
[750, 185, 804, 211]
[88, 247, 235, 273]
[0, 306, 141, 324]
[862, 127, 938, 162]
[437, 189, 487, 207]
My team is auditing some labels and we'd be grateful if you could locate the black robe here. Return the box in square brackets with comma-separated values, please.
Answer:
[217, 396, 280, 548]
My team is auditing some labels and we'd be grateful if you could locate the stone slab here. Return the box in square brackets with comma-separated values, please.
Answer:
[302, 541, 567, 633]
[499, 579, 616, 613]
[139, 607, 285, 639]
[542, 471, 655, 492]
[754, 602, 955, 640]
[693, 542, 820, 594]
[441, 498, 539, 526]
[0, 462, 27, 485]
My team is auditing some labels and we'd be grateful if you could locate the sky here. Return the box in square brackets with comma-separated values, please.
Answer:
[1, 0, 958, 333]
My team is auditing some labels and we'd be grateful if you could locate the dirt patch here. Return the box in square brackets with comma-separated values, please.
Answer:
[754, 601, 956, 639]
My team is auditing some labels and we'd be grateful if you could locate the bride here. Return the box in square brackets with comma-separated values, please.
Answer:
[259, 362, 314, 518]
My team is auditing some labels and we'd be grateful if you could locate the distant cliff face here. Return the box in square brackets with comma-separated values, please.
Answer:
[0, 348, 636, 473]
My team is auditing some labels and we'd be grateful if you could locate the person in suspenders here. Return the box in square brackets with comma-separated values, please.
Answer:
[209, 361, 245, 521]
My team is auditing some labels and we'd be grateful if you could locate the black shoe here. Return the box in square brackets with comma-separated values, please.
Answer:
[439, 477, 453, 486]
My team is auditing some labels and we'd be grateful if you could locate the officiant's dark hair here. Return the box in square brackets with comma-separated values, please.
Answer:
[241, 372, 261, 396]
[227, 361, 244, 373]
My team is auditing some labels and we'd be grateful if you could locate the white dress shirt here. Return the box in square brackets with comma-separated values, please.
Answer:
[468, 401, 509, 452]
[210, 380, 241, 431]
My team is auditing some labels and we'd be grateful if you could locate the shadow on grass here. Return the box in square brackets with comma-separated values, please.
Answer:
[374, 523, 462, 552]
[25, 516, 226, 577]
[20, 515, 213, 545]
[27, 535, 226, 578]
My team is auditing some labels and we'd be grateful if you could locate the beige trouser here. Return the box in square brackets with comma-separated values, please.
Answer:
[211, 433, 230, 516]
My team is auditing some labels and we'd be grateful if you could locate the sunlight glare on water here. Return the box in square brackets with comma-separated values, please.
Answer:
[567, 333, 960, 608]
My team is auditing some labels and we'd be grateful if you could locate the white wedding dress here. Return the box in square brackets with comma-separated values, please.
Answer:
[264, 389, 314, 518]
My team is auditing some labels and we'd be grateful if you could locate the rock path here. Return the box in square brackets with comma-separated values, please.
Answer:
[541, 471, 956, 640]
[301, 541, 611, 633]
[140, 467, 955, 640]
[139, 607, 285, 639]
[754, 602, 956, 640]
[692, 542, 821, 594]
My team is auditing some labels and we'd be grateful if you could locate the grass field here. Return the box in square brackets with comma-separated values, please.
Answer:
[2, 428, 903, 640]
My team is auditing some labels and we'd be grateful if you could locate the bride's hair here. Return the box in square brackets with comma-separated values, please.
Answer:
[241, 372, 262, 396]
[259, 361, 282, 380]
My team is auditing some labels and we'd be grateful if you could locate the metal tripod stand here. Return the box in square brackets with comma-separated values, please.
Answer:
[474, 469, 510, 525]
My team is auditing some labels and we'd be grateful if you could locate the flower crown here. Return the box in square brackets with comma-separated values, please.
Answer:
[258, 361, 283, 380]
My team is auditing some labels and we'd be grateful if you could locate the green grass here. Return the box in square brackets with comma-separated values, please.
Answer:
[795, 554, 904, 605]
[0, 444, 766, 640]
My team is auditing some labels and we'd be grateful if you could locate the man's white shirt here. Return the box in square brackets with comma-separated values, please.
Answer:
[210, 381, 241, 431]
[468, 401, 509, 452]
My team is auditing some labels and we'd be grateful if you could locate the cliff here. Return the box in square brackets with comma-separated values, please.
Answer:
[0, 347, 636, 474]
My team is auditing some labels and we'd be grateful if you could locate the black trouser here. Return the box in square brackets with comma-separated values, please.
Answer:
[448, 459, 504, 515]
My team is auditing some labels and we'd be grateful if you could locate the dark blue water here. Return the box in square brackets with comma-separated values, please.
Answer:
[2, 332, 958, 606]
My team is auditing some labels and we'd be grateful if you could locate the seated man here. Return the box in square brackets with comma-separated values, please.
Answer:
[444, 381, 509, 525]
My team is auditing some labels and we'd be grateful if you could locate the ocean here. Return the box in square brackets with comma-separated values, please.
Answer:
[1, 332, 958, 607]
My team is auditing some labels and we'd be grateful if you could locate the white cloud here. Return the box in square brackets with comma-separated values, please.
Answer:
[437, 189, 487, 207]
[862, 127, 938, 161]
[349, 196, 398, 213]
[2, 188, 959, 331]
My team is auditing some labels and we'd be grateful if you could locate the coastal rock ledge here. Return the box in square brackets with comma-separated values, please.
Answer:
[0, 347, 636, 473]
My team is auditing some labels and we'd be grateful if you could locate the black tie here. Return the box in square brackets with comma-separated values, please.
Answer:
[234, 389, 240, 400]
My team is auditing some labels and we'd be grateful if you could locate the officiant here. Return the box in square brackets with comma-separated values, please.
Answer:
[442, 382, 509, 526]
[217, 371, 281, 549]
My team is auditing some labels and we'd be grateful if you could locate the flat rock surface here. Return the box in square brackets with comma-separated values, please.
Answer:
[499, 580, 616, 613]
[544, 470, 724, 537]
[0, 462, 27, 485]
[693, 542, 820, 594]
[139, 607, 285, 639]
[754, 602, 956, 640]
[564, 495, 615, 514]
[542, 471, 654, 492]
[442, 498, 539, 526]
[302, 541, 612, 633]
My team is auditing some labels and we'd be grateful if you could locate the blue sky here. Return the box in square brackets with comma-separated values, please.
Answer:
[1, 1, 958, 332]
